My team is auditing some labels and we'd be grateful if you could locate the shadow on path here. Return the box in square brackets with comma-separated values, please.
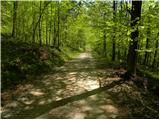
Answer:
[14, 80, 124, 118]
[1, 53, 158, 119]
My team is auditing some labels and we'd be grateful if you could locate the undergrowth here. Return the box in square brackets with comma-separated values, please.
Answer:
[1, 40, 80, 91]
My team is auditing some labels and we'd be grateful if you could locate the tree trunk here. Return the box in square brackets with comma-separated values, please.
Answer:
[32, 2, 35, 44]
[53, 3, 57, 47]
[57, 1, 60, 48]
[143, 37, 149, 65]
[12, 1, 18, 37]
[117, 1, 123, 60]
[49, 3, 52, 46]
[152, 35, 158, 68]
[127, 1, 142, 76]
[46, 6, 48, 46]
[103, 13, 106, 57]
[143, 16, 150, 65]
[112, 0, 116, 61]
[63, 15, 68, 46]
[39, 1, 42, 46]
[103, 30, 106, 57]
[22, 2, 25, 41]
[32, 2, 50, 44]
[124, 0, 129, 61]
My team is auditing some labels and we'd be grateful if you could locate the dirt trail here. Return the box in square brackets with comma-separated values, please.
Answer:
[1, 53, 158, 119]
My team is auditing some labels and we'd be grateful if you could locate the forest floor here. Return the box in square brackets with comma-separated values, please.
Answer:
[1, 53, 159, 119]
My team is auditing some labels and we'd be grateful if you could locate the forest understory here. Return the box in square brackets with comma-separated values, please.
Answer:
[1, 0, 159, 119]
[1, 40, 159, 119]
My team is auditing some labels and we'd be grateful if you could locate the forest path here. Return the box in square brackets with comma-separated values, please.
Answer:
[1, 52, 155, 118]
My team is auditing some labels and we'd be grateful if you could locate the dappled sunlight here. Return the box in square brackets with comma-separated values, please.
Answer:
[55, 96, 62, 101]
[81, 80, 99, 90]
[2, 108, 14, 118]
[100, 104, 118, 114]
[18, 97, 34, 105]
[36, 91, 120, 119]
[24, 106, 33, 110]
[66, 76, 76, 81]
[106, 77, 121, 81]
[72, 112, 86, 119]
[30, 89, 45, 96]
[81, 106, 92, 111]
[1, 52, 122, 118]
[68, 72, 77, 75]
[38, 99, 48, 105]
[2, 112, 12, 118]
[5, 101, 19, 108]
[2, 52, 158, 119]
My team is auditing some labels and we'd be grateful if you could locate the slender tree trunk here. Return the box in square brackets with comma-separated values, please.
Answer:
[143, 16, 150, 65]
[53, 3, 57, 47]
[46, 6, 48, 46]
[103, 13, 106, 57]
[22, 2, 25, 41]
[117, 1, 123, 60]
[49, 3, 52, 46]
[152, 34, 158, 68]
[64, 15, 68, 45]
[32, 2, 35, 44]
[127, 1, 142, 76]
[65, 21, 67, 43]
[39, 1, 42, 46]
[143, 37, 149, 65]
[124, 0, 129, 61]
[112, 0, 116, 61]
[32, 2, 50, 44]
[57, 1, 60, 48]
[103, 30, 106, 57]
[12, 1, 18, 37]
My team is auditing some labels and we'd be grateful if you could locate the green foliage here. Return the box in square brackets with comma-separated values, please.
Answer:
[1, 1, 158, 91]
[1, 40, 65, 90]
[1, 1, 159, 119]
[88, 1, 158, 67]
[1, 1, 87, 90]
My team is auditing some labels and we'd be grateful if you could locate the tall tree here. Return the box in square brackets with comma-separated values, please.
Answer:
[103, 12, 107, 57]
[53, 2, 57, 47]
[39, 1, 42, 46]
[152, 33, 159, 68]
[143, 17, 150, 65]
[112, 0, 116, 61]
[127, 1, 142, 76]
[45, 5, 48, 46]
[12, 1, 18, 37]
[57, 1, 60, 49]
